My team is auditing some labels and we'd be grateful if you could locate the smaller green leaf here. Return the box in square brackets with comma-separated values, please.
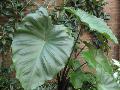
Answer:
[81, 43, 97, 69]
[69, 71, 96, 89]
[82, 43, 119, 90]
[65, 7, 118, 44]
[96, 50, 112, 73]
[97, 69, 120, 90]
[68, 60, 81, 71]
[82, 48, 112, 74]
[69, 71, 83, 89]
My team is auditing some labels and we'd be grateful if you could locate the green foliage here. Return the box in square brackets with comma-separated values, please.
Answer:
[97, 71, 120, 90]
[38, 82, 57, 90]
[12, 3, 119, 90]
[65, 7, 118, 44]
[65, 0, 109, 19]
[0, 0, 34, 53]
[0, 76, 23, 90]
[69, 71, 83, 89]
[69, 71, 97, 89]
[112, 59, 120, 85]
[0, 0, 34, 89]
[68, 59, 81, 71]
[68, 44, 120, 90]
[82, 46, 112, 73]
[82, 45, 119, 90]
[1, 0, 119, 90]
[62, 0, 111, 51]
[12, 7, 74, 90]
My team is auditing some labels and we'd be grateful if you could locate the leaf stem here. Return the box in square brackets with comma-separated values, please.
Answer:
[58, 25, 84, 90]
[74, 45, 86, 59]
[20, 0, 32, 12]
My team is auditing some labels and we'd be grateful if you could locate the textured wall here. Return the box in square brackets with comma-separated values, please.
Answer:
[104, 0, 120, 60]
[0, 0, 120, 68]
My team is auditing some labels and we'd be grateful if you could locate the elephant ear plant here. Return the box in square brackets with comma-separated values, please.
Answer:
[12, 6, 119, 90]
[12, 7, 74, 90]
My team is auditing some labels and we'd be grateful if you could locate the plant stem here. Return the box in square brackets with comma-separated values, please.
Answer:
[74, 45, 86, 59]
[58, 25, 84, 90]
[75, 62, 87, 72]
[20, 0, 32, 12]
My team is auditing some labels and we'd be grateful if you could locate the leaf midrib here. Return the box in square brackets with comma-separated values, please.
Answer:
[28, 40, 47, 90]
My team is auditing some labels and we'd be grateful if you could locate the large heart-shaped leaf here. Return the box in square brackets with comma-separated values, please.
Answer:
[12, 7, 74, 90]
[65, 7, 118, 44]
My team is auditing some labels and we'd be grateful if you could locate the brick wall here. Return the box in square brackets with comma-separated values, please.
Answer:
[104, 0, 120, 60]
[0, 0, 120, 68]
